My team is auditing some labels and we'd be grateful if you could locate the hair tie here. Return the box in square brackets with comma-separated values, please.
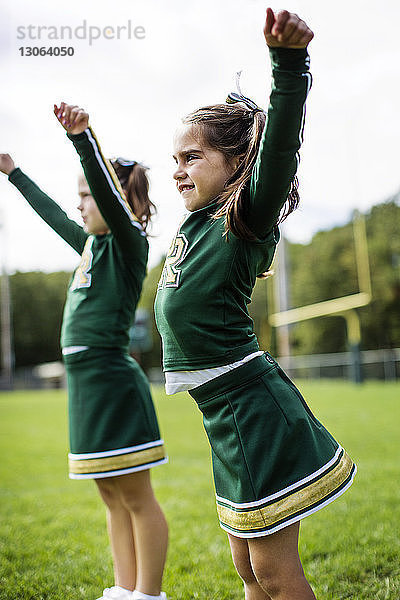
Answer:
[111, 157, 137, 168]
[226, 72, 265, 115]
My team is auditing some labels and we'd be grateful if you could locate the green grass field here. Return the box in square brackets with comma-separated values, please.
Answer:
[0, 381, 399, 600]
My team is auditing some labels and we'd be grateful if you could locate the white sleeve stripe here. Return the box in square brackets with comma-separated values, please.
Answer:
[293, 72, 312, 171]
[84, 128, 144, 234]
[298, 72, 312, 148]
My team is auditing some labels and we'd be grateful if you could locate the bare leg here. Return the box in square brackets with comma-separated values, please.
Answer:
[248, 523, 316, 600]
[228, 534, 271, 600]
[96, 470, 168, 595]
[117, 470, 168, 595]
[96, 478, 137, 590]
[106, 506, 137, 589]
[228, 523, 316, 600]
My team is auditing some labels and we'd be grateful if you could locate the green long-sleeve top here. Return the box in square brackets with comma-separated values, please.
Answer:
[155, 47, 312, 371]
[9, 127, 148, 350]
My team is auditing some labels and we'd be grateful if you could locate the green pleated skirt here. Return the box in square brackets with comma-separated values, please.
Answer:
[189, 353, 356, 538]
[64, 348, 167, 479]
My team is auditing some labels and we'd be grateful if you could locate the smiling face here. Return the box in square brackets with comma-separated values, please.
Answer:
[173, 124, 238, 212]
[77, 175, 109, 235]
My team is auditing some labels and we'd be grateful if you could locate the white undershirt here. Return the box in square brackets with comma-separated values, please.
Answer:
[62, 346, 89, 355]
[165, 351, 264, 395]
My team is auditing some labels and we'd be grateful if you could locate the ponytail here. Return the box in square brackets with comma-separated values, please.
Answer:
[213, 109, 266, 240]
[111, 160, 156, 232]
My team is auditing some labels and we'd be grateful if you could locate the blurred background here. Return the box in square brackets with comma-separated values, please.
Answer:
[1, 0, 399, 388]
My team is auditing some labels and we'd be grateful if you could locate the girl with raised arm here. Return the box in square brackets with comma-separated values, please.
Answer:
[155, 9, 356, 599]
[0, 105, 168, 600]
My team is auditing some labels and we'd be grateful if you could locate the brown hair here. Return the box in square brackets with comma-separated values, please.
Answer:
[111, 161, 156, 232]
[183, 102, 299, 240]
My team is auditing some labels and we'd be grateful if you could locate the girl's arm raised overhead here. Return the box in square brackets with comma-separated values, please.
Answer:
[54, 103, 146, 260]
[0, 153, 87, 254]
[246, 9, 313, 238]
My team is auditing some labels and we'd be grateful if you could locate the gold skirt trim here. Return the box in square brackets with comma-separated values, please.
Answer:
[69, 444, 166, 474]
[217, 450, 354, 532]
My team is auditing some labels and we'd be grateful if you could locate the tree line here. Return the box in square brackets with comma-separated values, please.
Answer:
[1, 196, 399, 370]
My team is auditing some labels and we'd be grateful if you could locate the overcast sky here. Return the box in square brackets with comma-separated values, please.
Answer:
[1, 0, 399, 273]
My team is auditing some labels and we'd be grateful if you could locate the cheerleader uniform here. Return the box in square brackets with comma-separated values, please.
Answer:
[9, 128, 167, 479]
[155, 48, 355, 538]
